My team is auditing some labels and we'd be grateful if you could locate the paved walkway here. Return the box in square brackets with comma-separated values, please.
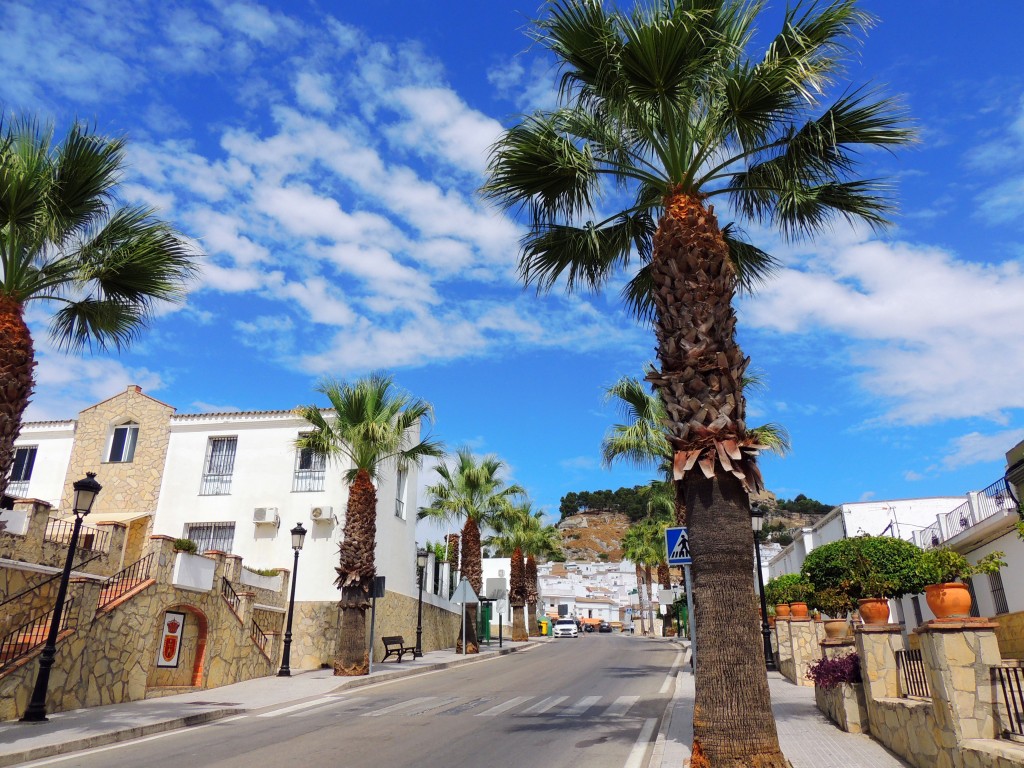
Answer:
[0, 640, 533, 767]
[655, 655, 911, 768]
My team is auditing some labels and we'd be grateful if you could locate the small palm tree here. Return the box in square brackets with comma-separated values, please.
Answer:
[522, 513, 562, 635]
[0, 118, 198, 498]
[296, 373, 442, 676]
[419, 449, 524, 652]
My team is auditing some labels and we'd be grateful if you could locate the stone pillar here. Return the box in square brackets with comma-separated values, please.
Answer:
[855, 624, 905, 702]
[149, 535, 178, 583]
[70, 577, 104, 626]
[205, 550, 229, 584]
[93, 522, 128, 574]
[775, 617, 794, 681]
[237, 591, 255, 624]
[821, 636, 857, 660]
[16, 499, 53, 561]
[224, 554, 243, 582]
[789, 617, 822, 687]
[915, 618, 1003, 742]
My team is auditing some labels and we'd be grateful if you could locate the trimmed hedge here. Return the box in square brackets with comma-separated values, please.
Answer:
[801, 535, 926, 601]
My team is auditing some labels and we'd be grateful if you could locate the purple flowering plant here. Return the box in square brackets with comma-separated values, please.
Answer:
[806, 652, 861, 689]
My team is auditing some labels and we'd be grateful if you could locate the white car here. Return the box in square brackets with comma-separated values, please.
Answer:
[552, 618, 579, 638]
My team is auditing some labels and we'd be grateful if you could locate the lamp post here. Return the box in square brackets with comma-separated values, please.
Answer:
[22, 472, 101, 722]
[414, 547, 427, 658]
[277, 522, 307, 677]
[750, 504, 776, 672]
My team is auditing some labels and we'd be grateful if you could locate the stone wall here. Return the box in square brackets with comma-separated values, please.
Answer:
[774, 617, 823, 686]
[0, 564, 64, 637]
[0, 500, 125, 576]
[815, 682, 869, 734]
[0, 537, 279, 721]
[60, 386, 174, 517]
[994, 611, 1024, 660]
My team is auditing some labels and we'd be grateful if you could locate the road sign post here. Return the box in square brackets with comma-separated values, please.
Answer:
[665, 527, 695, 668]
[451, 578, 479, 655]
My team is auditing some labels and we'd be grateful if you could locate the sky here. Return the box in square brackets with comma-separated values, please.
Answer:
[3, 0, 1024, 539]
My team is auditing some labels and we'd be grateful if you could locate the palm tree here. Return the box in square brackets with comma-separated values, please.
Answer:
[0, 118, 198, 498]
[483, 2, 912, 761]
[419, 449, 524, 653]
[621, 518, 665, 634]
[296, 374, 442, 676]
[522, 513, 561, 635]
[486, 503, 538, 641]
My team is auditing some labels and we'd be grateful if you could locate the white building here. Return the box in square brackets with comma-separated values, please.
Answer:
[537, 560, 640, 624]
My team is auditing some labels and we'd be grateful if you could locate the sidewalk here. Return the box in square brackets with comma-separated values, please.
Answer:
[0, 640, 534, 767]
[654, 660, 911, 768]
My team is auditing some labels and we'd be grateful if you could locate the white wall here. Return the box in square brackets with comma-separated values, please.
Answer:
[10, 422, 75, 508]
[154, 412, 419, 603]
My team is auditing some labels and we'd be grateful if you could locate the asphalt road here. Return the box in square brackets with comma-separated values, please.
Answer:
[24, 635, 681, 768]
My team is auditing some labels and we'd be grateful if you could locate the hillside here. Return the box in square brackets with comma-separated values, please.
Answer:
[556, 510, 632, 561]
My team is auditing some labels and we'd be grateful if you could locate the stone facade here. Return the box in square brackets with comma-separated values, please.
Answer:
[775, 617, 824, 686]
[815, 681, 869, 734]
[59, 385, 174, 518]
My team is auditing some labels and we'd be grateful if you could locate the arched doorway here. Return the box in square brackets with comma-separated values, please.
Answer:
[146, 604, 208, 690]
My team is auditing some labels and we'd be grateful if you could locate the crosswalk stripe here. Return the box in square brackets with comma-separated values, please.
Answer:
[475, 696, 532, 717]
[602, 695, 639, 718]
[558, 695, 602, 717]
[521, 696, 567, 714]
[361, 696, 436, 717]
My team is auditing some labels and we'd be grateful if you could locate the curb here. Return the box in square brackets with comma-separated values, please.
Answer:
[0, 708, 245, 768]
[0, 642, 533, 767]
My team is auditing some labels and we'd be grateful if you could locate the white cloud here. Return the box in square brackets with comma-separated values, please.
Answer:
[941, 429, 1024, 471]
[294, 71, 337, 114]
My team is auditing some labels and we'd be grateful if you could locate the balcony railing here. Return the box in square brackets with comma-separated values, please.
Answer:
[6, 480, 29, 499]
[915, 476, 1020, 550]
[291, 468, 325, 493]
[44, 518, 110, 553]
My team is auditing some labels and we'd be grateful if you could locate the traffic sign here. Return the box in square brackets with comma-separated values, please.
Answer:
[451, 578, 479, 604]
[665, 526, 691, 565]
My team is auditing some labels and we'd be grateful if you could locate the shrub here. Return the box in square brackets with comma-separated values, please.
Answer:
[765, 573, 810, 605]
[801, 535, 926, 601]
[243, 565, 280, 577]
[916, 548, 1005, 584]
[172, 538, 198, 554]
[806, 652, 862, 689]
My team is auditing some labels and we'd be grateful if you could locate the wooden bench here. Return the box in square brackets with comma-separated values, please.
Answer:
[381, 635, 415, 663]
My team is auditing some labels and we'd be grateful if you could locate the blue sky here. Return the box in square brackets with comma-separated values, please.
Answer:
[4, 1, 1024, 533]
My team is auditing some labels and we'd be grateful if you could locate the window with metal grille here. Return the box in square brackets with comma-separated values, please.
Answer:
[292, 437, 325, 492]
[395, 467, 408, 519]
[989, 571, 1009, 615]
[7, 446, 37, 498]
[200, 437, 237, 495]
[911, 595, 923, 625]
[965, 577, 982, 618]
[108, 423, 139, 463]
[183, 522, 236, 553]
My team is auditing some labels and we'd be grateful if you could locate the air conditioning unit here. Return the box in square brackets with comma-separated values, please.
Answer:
[253, 507, 280, 527]
[310, 505, 336, 524]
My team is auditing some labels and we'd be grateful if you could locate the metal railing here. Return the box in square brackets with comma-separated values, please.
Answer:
[98, 554, 153, 609]
[0, 552, 102, 609]
[0, 599, 75, 668]
[291, 468, 325, 492]
[251, 618, 269, 654]
[44, 519, 110, 553]
[895, 649, 931, 698]
[917, 521, 943, 550]
[221, 578, 240, 614]
[995, 665, 1024, 738]
[199, 473, 233, 496]
[6, 479, 29, 498]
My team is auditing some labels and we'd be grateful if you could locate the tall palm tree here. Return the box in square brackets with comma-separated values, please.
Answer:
[621, 519, 664, 634]
[486, 503, 538, 641]
[483, 2, 912, 761]
[419, 449, 524, 653]
[296, 374, 442, 676]
[522, 513, 562, 635]
[0, 118, 198, 498]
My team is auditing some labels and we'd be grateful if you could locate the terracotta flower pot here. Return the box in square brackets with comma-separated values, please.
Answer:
[857, 597, 890, 625]
[822, 618, 850, 639]
[767, 616, 776, 628]
[775, 603, 791, 618]
[925, 582, 972, 619]
[790, 601, 809, 619]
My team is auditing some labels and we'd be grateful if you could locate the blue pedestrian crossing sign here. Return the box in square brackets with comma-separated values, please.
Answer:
[665, 526, 691, 566]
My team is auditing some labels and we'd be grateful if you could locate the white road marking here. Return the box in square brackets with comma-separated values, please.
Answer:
[623, 718, 658, 768]
[361, 696, 436, 717]
[475, 696, 532, 717]
[521, 695, 567, 714]
[258, 697, 351, 718]
[603, 695, 640, 718]
[557, 695, 602, 717]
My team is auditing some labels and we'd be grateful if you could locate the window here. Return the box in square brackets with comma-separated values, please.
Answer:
[183, 522, 236, 553]
[989, 572, 1009, 615]
[395, 467, 408, 519]
[964, 577, 982, 618]
[292, 437, 326, 492]
[108, 423, 139, 463]
[7, 446, 37, 498]
[200, 437, 237, 495]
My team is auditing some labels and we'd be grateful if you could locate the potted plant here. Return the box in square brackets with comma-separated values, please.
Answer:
[172, 538, 198, 554]
[812, 588, 855, 639]
[801, 535, 927, 626]
[765, 573, 808, 618]
[916, 548, 1006, 619]
[787, 578, 812, 619]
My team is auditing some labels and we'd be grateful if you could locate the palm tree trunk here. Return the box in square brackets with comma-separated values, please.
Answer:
[658, 562, 671, 636]
[648, 193, 786, 766]
[645, 564, 656, 635]
[634, 564, 647, 635]
[334, 469, 377, 676]
[458, 518, 482, 653]
[526, 555, 540, 636]
[0, 297, 35, 501]
[509, 547, 528, 641]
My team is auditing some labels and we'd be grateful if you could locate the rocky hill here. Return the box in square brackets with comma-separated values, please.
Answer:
[556, 510, 632, 561]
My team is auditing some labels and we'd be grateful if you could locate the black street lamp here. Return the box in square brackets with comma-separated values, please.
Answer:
[277, 522, 307, 677]
[750, 504, 776, 671]
[22, 472, 102, 722]
[413, 547, 427, 658]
